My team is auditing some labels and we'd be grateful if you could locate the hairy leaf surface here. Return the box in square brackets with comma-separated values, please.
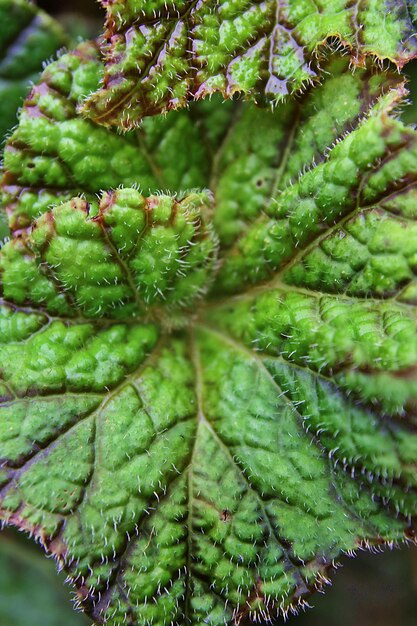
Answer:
[84, 0, 417, 128]
[0, 0, 67, 140]
[1, 43, 417, 626]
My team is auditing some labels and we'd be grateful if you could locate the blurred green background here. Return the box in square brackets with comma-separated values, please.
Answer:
[1, 1, 417, 625]
[1, 525, 417, 626]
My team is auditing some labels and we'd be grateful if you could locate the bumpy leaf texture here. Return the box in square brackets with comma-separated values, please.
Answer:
[84, 0, 417, 129]
[1, 41, 417, 626]
[0, 0, 67, 140]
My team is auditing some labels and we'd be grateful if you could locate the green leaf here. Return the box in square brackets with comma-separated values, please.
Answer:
[84, 0, 417, 129]
[1, 43, 417, 626]
[0, 0, 67, 141]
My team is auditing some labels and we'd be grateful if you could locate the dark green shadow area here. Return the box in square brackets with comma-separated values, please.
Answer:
[38, 0, 103, 42]
[291, 545, 417, 626]
[0, 528, 89, 626]
[402, 59, 417, 125]
[0, 211, 9, 241]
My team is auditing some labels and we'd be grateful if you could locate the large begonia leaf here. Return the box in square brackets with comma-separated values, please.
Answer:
[1, 43, 417, 626]
[0, 0, 67, 140]
[84, 0, 417, 129]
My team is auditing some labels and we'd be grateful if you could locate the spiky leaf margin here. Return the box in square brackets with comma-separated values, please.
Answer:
[84, 0, 417, 129]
